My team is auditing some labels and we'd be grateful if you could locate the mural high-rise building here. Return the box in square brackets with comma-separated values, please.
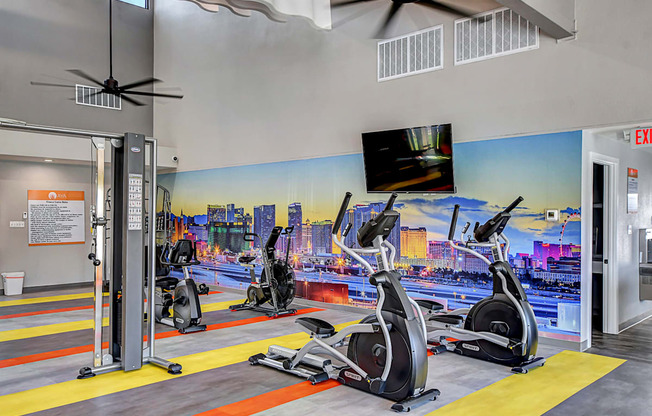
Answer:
[400, 227, 427, 259]
[226, 204, 235, 222]
[302, 220, 312, 254]
[253, 205, 276, 248]
[207, 204, 226, 223]
[288, 202, 302, 253]
[311, 220, 333, 255]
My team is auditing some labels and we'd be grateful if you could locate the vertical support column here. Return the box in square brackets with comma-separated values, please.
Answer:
[91, 137, 106, 368]
[121, 133, 146, 371]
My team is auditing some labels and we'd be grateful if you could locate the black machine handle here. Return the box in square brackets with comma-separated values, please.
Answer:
[461, 222, 470, 235]
[342, 223, 352, 238]
[448, 204, 460, 241]
[383, 192, 398, 212]
[243, 232, 258, 242]
[88, 253, 101, 267]
[334, 192, 352, 233]
[504, 196, 524, 214]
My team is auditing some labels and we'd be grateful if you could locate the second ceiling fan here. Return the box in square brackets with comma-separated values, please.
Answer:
[333, 0, 476, 38]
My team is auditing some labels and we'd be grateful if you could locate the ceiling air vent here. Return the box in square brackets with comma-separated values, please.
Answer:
[378, 25, 443, 82]
[455, 7, 539, 65]
[75, 84, 121, 110]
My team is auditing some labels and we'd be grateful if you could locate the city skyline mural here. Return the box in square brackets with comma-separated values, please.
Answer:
[159, 130, 583, 341]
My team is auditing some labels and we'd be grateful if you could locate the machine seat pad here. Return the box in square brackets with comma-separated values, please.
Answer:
[155, 277, 179, 290]
[429, 315, 464, 326]
[238, 256, 257, 264]
[296, 317, 336, 336]
[416, 299, 445, 311]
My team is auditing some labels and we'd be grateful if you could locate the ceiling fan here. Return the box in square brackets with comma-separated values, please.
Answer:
[31, 0, 183, 107]
[332, 0, 476, 39]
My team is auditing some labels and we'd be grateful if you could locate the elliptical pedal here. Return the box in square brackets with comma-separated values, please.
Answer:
[390, 389, 440, 413]
[511, 356, 546, 374]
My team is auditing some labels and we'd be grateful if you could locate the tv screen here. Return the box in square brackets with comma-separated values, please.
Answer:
[362, 124, 454, 193]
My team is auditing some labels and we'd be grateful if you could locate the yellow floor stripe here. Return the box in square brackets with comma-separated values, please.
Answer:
[0, 293, 94, 308]
[0, 318, 110, 342]
[428, 350, 625, 416]
[0, 299, 243, 343]
[2, 321, 355, 416]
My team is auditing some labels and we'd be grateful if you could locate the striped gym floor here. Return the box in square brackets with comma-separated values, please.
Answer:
[0, 287, 629, 415]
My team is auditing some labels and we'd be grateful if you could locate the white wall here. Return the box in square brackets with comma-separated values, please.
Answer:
[154, 0, 652, 172]
[0, 160, 94, 290]
[582, 129, 652, 339]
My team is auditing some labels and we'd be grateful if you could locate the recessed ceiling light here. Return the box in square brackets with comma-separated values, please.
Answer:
[44, 159, 53, 162]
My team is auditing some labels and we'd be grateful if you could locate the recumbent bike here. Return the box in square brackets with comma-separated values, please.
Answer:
[155, 239, 207, 334]
[417, 196, 545, 373]
[250, 192, 439, 412]
[229, 226, 297, 318]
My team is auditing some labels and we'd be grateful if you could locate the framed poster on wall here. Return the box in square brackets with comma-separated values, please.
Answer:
[28, 190, 85, 246]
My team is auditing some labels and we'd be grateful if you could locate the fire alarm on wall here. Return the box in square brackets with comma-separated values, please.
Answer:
[545, 209, 559, 222]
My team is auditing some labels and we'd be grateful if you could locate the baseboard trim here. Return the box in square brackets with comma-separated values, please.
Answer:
[619, 309, 652, 333]
[539, 336, 583, 351]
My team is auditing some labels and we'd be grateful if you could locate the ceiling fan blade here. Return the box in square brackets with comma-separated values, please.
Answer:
[332, 0, 378, 7]
[374, 2, 402, 39]
[30, 81, 76, 88]
[119, 77, 161, 91]
[124, 91, 184, 99]
[417, 0, 476, 18]
[119, 94, 146, 106]
[66, 69, 105, 87]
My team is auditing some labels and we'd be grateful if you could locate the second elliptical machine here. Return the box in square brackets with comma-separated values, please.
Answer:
[419, 196, 545, 373]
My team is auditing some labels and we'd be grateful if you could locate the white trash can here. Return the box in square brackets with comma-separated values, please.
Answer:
[2, 272, 25, 296]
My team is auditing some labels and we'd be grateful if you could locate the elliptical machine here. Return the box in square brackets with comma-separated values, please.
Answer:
[420, 196, 545, 373]
[249, 192, 439, 412]
[155, 239, 207, 334]
[229, 226, 297, 318]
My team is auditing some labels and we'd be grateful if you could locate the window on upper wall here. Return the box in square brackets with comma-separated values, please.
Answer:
[118, 0, 148, 9]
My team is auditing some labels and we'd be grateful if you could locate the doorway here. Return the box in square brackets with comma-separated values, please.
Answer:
[589, 154, 618, 344]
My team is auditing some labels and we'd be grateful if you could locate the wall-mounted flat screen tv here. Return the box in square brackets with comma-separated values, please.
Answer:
[362, 123, 454, 193]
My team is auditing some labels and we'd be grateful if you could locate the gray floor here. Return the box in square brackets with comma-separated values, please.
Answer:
[544, 317, 652, 415]
[7, 287, 651, 415]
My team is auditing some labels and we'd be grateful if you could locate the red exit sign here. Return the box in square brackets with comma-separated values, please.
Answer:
[631, 127, 652, 148]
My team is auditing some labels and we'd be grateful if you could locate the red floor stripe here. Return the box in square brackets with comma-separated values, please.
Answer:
[196, 380, 340, 416]
[0, 304, 110, 320]
[0, 307, 324, 368]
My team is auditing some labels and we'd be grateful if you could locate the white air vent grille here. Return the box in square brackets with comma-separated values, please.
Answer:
[75, 85, 121, 110]
[455, 8, 538, 65]
[378, 25, 443, 82]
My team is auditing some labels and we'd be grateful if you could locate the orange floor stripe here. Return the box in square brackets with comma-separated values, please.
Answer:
[0, 307, 324, 368]
[196, 380, 341, 416]
[0, 304, 109, 320]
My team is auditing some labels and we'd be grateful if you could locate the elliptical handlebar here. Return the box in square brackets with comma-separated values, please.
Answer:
[504, 196, 524, 214]
[383, 192, 398, 212]
[333, 192, 352, 233]
[448, 204, 460, 241]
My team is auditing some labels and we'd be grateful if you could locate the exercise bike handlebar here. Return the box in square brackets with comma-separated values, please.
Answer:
[504, 196, 524, 214]
[448, 204, 460, 241]
[333, 192, 352, 233]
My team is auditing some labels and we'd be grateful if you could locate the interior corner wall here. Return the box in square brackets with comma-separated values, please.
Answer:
[0, 0, 154, 135]
[583, 130, 652, 333]
[154, 0, 652, 173]
[0, 160, 94, 290]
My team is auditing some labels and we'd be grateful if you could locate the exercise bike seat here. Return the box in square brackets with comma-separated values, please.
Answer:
[429, 314, 464, 326]
[238, 256, 257, 264]
[155, 277, 179, 291]
[295, 317, 336, 336]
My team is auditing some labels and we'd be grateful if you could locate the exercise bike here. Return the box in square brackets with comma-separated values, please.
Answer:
[418, 197, 545, 373]
[249, 192, 439, 412]
[229, 226, 297, 318]
[155, 239, 207, 334]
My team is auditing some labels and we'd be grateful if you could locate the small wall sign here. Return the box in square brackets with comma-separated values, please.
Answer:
[630, 128, 652, 149]
[627, 168, 638, 213]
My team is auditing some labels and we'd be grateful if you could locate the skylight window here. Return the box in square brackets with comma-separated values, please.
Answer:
[118, 0, 148, 9]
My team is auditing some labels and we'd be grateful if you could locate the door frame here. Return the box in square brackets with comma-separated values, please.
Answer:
[589, 152, 619, 336]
